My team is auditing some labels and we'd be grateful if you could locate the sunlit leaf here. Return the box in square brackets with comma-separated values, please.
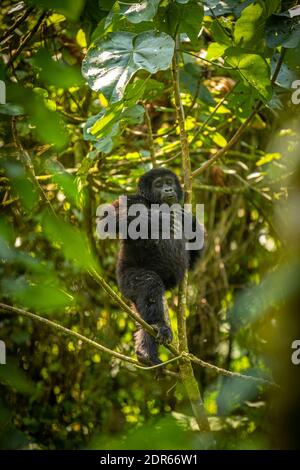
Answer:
[234, 2, 265, 50]
[119, 0, 160, 23]
[266, 12, 300, 48]
[225, 47, 272, 101]
[82, 31, 174, 103]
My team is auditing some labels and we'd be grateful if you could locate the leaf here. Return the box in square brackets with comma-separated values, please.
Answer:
[179, 1, 204, 43]
[119, 0, 160, 23]
[33, 48, 83, 88]
[206, 42, 227, 60]
[41, 212, 97, 270]
[0, 358, 35, 395]
[234, 2, 265, 50]
[256, 152, 281, 166]
[143, 78, 165, 100]
[83, 104, 144, 153]
[124, 77, 165, 102]
[210, 17, 233, 46]
[225, 47, 272, 101]
[122, 104, 144, 124]
[83, 109, 119, 153]
[204, 0, 240, 17]
[271, 54, 298, 89]
[0, 103, 24, 116]
[28, 0, 85, 21]
[2, 278, 73, 313]
[168, 1, 204, 43]
[82, 31, 174, 103]
[266, 13, 300, 48]
[211, 132, 227, 148]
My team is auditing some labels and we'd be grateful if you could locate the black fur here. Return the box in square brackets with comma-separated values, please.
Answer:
[103, 168, 203, 365]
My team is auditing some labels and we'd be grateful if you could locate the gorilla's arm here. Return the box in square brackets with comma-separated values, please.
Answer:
[97, 194, 151, 238]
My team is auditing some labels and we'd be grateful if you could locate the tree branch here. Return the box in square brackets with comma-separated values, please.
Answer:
[0, 301, 279, 388]
[0, 302, 180, 373]
[144, 104, 157, 168]
[172, 36, 210, 432]
[6, 12, 46, 68]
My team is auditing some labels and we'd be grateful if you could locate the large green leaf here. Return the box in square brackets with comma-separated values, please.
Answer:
[167, 1, 204, 43]
[82, 31, 174, 103]
[204, 0, 252, 17]
[266, 12, 300, 48]
[234, 2, 265, 50]
[234, 0, 281, 51]
[119, 0, 160, 23]
[225, 47, 272, 101]
[83, 103, 144, 153]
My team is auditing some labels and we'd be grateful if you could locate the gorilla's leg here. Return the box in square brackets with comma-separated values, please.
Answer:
[118, 268, 173, 365]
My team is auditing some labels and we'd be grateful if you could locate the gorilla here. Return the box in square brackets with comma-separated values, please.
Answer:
[98, 168, 204, 365]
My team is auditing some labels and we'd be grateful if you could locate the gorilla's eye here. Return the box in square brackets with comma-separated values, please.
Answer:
[154, 180, 162, 188]
[166, 178, 174, 185]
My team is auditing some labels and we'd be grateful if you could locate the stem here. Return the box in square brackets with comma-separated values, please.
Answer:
[144, 105, 157, 168]
[6, 12, 46, 68]
[172, 37, 210, 432]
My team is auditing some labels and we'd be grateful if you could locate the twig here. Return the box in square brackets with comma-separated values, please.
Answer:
[6, 12, 46, 68]
[186, 353, 280, 389]
[190, 81, 238, 147]
[179, 49, 234, 70]
[172, 36, 210, 432]
[0, 6, 34, 43]
[0, 303, 180, 373]
[271, 48, 286, 86]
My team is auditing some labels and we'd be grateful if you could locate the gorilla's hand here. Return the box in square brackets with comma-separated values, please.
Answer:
[152, 322, 173, 345]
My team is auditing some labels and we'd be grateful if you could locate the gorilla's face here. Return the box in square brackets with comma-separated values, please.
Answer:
[151, 175, 178, 205]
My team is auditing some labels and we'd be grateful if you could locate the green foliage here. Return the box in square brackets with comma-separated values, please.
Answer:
[0, 0, 299, 451]
[225, 47, 272, 101]
[119, 0, 160, 24]
[82, 31, 174, 103]
[27, 0, 85, 21]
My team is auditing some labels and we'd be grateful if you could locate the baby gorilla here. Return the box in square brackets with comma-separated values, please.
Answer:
[100, 168, 203, 365]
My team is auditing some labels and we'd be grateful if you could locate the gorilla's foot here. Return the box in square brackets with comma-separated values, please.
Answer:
[152, 323, 173, 345]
